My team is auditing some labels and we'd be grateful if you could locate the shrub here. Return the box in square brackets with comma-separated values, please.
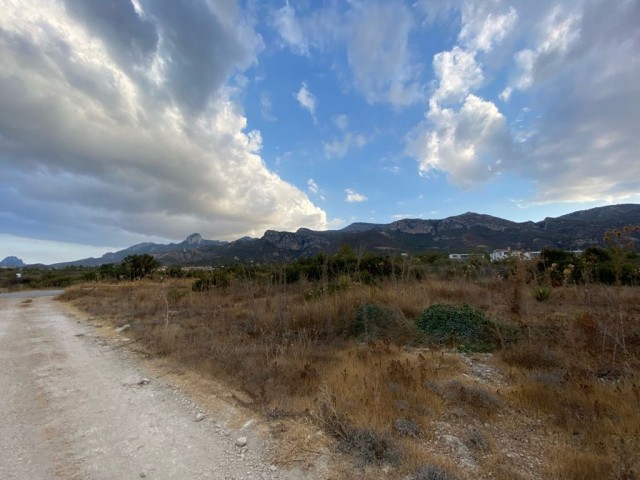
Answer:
[405, 465, 457, 480]
[350, 304, 394, 338]
[500, 345, 560, 370]
[416, 304, 498, 352]
[442, 380, 502, 412]
[192, 278, 212, 292]
[339, 303, 421, 344]
[338, 426, 403, 465]
[315, 386, 403, 465]
[531, 285, 551, 302]
[393, 417, 422, 437]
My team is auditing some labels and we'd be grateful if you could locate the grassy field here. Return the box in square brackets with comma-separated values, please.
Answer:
[61, 264, 639, 479]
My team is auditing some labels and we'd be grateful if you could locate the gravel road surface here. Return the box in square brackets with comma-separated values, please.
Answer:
[0, 293, 302, 479]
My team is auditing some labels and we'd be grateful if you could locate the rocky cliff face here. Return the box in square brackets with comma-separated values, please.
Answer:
[184, 233, 203, 246]
[389, 219, 437, 234]
[262, 229, 332, 252]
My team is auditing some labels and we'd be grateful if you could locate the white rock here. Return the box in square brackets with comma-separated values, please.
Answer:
[442, 434, 477, 470]
[235, 436, 248, 447]
[115, 324, 130, 333]
[194, 413, 207, 422]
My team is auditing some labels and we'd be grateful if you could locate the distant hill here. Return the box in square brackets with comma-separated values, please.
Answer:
[51, 233, 228, 267]
[50, 204, 640, 267]
[0, 256, 25, 267]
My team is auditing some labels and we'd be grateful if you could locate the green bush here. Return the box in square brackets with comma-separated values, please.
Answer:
[340, 304, 394, 339]
[192, 278, 212, 292]
[531, 285, 552, 302]
[416, 303, 498, 352]
[337, 303, 421, 344]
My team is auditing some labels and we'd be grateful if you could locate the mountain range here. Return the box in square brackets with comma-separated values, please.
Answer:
[44, 204, 639, 267]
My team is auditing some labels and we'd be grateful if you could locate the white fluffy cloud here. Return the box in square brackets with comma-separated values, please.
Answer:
[411, 0, 519, 186]
[271, 2, 309, 55]
[294, 82, 317, 121]
[459, 4, 518, 53]
[409, 0, 640, 204]
[432, 47, 484, 105]
[0, 0, 327, 245]
[408, 95, 517, 186]
[345, 189, 368, 203]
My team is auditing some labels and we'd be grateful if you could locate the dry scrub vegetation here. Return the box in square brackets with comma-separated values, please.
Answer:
[61, 264, 640, 479]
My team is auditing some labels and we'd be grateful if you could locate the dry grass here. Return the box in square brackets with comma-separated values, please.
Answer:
[60, 273, 640, 479]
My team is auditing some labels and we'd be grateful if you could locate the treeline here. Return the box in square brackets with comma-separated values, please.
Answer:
[0, 254, 161, 290]
[2, 245, 638, 292]
[533, 246, 639, 286]
[189, 247, 453, 292]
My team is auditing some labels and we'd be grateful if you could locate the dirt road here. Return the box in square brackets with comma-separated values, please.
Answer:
[0, 293, 301, 479]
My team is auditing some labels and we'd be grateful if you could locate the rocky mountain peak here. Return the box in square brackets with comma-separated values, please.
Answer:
[0, 256, 25, 267]
[184, 233, 203, 245]
[389, 219, 437, 234]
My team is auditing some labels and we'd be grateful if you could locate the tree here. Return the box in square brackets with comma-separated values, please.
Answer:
[121, 254, 160, 280]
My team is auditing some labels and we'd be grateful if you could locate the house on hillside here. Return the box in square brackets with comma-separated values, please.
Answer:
[490, 248, 542, 262]
[449, 253, 472, 261]
[449, 249, 548, 262]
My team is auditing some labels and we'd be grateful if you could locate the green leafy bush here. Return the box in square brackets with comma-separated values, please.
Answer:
[416, 303, 498, 352]
[531, 285, 552, 302]
[351, 304, 394, 338]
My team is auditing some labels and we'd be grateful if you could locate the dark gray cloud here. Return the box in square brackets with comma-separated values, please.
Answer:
[141, 0, 262, 112]
[63, 0, 159, 67]
[0, 0, 325, 246]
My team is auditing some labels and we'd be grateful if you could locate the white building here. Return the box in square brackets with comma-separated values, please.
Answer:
[490, 249, 542, 262]
[449, 253, 472, 261]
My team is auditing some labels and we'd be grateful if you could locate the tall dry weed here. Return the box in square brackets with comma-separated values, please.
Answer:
[61, 272, 640, 479]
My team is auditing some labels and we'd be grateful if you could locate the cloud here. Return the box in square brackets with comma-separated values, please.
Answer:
[458, 4, 518, 53]
[505, 0, 640, 202]
[271, 1, 309, 55]
[271, 1, 423, 107]
[432, 47, 484, 105]
[408, 0, 640, 205]
[0, 0, 326, 246]
[345, 1, 423, 106]
[408, 95, 518, 186]
[409, 0, 519, 187]
[345, 189, 368, 203]
[294, 82, 317, 122]
[324, 132, 367, 159]
[260, 92, 277, 121]
[307, 178, 319, 194]
[327, 217, 346, 229]
[332, 114, 349, 130]
[509, 5, 582, 93]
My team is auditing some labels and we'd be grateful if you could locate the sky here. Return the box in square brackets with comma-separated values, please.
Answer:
[1, 0, 639, 264]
